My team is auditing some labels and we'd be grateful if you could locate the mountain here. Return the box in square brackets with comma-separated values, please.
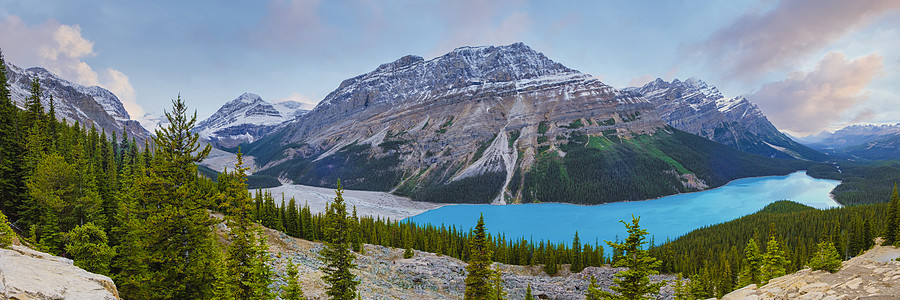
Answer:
[243, 42, 808, 204]
[4, 62, 150, 141]
[195, 93, 308, 148]
[792, 124, 900, 160]
[625, 78, 825, 161]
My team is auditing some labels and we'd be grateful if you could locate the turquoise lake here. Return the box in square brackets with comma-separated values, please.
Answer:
[406, 171, 840, 246]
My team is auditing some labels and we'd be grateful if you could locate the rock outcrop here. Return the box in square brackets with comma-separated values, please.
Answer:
[0, 245, 120, 300]
[723, 244, 900, 299]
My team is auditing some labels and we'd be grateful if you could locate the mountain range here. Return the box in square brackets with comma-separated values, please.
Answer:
[194, 92, 308, 149]
[234, 43, 809, 204]
[3, 62, 150, 141]
[625, 78, 825, 161]
[792, 124, 900, 160]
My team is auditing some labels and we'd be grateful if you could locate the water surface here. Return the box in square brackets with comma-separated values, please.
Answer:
[407, 171, 840, 245]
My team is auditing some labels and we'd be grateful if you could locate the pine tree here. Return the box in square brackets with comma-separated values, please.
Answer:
[0, 49, 27, 222]
[465, 214, 493, 299]
[600, 216, 664, 300]
[222, 150, 274, 299]
[887, 185, 900, 245]
[282, 261, 305, 300]
[65, 222, 115, 275]
[319, 180, 360, 300]
[543, 245, 558, 276]
[738, 236, 762, 287]
[761, 234, 790, 282]
[585, 275, 603, 300]
[808, 240, 841, 273]
[118, 96, 220, 299]
[490, 265, 506, 300]
[351, 205, 362, 253]
[571, 231, 584, 273]
[525, 283, 534, 300]
[0, 210, 15, 248]
[672, 275, 691, 300]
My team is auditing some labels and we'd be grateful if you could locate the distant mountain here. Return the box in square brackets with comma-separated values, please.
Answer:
[795, 124, 900, 160]
[625, 78, 825, 161]
[195, 93, 308, 148]
[4, 62, 150, 141]
[242, 43, 807, 205]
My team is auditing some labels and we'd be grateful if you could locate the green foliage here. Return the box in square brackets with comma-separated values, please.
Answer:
[281, 261, 305, 300]
[737, 237, 762, 287]
[525, 283, 534, 300]
[808, 241, 842, 273]
[465, 215, 493, 299]
[490, 265, 506, 300]
[562, 119, 584, 129]
[807, 160, 900, 206]
[406, 171, 506, 204]
[537, 121, 550, 135]
[600, 216, 664, 300]
[570, 231, 584, 273]
[522, 129, 806, 204]
[585, 276, 603, 300]
[761, 233, 790, 282]
[507, 130, 520, 149]
[0, 210, 15, 248]
[256, 143, 402, 192]
[65, 222, 115, 275]
[319, 181, 360, 300]
[886, 184, 900, 245]
[404, 246, 414, 259]
[221, 151, 274, 300]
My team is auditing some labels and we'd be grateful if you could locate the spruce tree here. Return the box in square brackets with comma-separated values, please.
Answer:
[600, 216, 664, 300]
[118, 96, 220, 299]
[585, 275, 603, 300]
[808, 240, 841, 273]
[571, 231, 584, 273]
[525, 283, 534, 300]
[0, 210, 15, 248]
[222, 150, 274, 299]
[887, 184, 900, 245]
[282, 261, 305, 300]
[490, 265, 506, 300]
[543, 246, 558, 276]
[738, 236, 762, 287]
[761, 234, 790, 282]
[465, 214, 493, 299]
[65, 222, 115, 275]
[319, 180, 360, 300]
[0, 49, 27, 222]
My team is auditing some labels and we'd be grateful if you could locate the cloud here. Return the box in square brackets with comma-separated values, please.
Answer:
[693, 0, 899, 80]
[275, 92, 319, 109]
[750, 52, 883, 134]
[0, 16, 144, 119]
[252, 0, 329, 50]
[430, 0, 532, 56]
[628, 74, 655, 87]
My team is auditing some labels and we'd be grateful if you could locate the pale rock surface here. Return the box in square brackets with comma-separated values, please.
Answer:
[0, 245, 119, 300]
[723, 245, 900, 300]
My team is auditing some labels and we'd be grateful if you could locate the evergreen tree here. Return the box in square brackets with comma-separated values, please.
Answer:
[490, 265, 506, 300]
[351, 205, 362, 253]
[0, 49, 27, 222]
[585, 276, 603, 300]
[465, 214, 493, 299]
[282, 261, 305, 300]
[887, 185, 900, 245]
[319, 181, 360, 300]
[65, 222, 115, 275]
[737, 236, 762, 287]
[222, 150, 274, 299]
[404, 245, 414, 259]
[808, 240, 841, 273]
[525, 283, 534, 300]
[761, 234, 790, 282]
[543, 246, 558, 276]
[118, 96, 220, 299]
[599, 216, 664, 300]
[672, 275, 691, 300]
[571, 231, 584, 273]
[0, 210, 14, 248]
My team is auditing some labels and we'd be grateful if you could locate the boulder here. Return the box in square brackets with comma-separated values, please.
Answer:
[0, 245, 119, 300]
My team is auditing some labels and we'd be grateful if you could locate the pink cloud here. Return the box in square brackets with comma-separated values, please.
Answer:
[750, 52, 883, 134]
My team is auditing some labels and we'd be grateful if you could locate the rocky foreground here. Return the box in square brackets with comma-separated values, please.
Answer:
[0, 245, 120, 300]
[723, 244, 900, 300]
[259, 226, 675, 300]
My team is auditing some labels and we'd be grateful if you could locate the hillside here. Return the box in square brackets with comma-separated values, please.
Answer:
[244, 43, 810, 205]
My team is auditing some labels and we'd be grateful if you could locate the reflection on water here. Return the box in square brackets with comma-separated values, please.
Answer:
[407, 171, 840, 245]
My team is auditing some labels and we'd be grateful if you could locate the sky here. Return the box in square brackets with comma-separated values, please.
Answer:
[0, 0, 897, 136]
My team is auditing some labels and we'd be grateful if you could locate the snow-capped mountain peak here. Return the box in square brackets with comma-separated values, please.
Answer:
[195, 93, 309, 148]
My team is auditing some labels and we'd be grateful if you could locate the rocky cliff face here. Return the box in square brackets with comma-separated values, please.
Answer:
[4, 62, 151, 141]
[627, 78, 824, 161]
[723, 244, 900, 299]
[195, 93, 308, 148]
[0, 245, 120, 299]
[248, 42, 665, 203]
